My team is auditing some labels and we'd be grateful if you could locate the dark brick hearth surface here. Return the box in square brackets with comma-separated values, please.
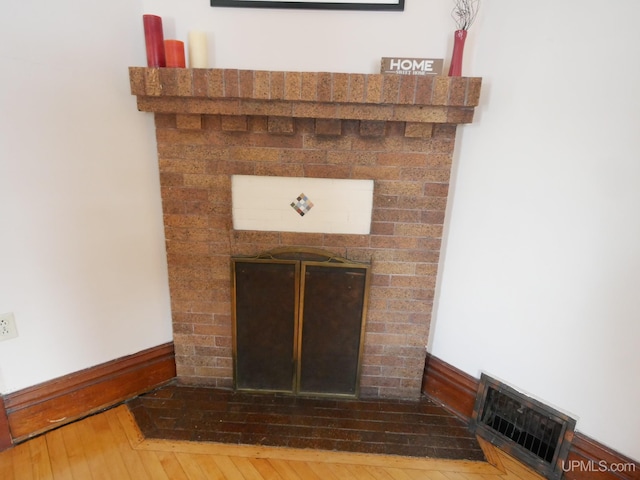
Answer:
[126, 383, 485, 461]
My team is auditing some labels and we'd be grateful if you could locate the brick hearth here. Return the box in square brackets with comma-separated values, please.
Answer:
[129, 67, 482, 399]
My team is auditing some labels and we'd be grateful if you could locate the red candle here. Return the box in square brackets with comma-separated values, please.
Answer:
[165, 40, 186, 68]
[143, 14, 165, 67]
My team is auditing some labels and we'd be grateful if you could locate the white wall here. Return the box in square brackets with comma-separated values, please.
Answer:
[0, 0, 173, 393]
[0, 0, 637, 462]
[431, 0, 640, 462]
[141, 0, 452, 73]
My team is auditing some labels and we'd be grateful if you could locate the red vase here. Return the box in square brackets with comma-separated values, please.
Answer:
[448, 29, 467, 77]
[143, 14, 166, 67]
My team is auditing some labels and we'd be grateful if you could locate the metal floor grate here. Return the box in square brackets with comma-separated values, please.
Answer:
[470, 374, 576, 479]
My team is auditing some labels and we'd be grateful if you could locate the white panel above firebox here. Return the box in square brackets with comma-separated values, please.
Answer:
[231, 175, 374, 234]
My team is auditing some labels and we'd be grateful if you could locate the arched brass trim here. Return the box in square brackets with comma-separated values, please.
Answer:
[232, 246, 369, 265]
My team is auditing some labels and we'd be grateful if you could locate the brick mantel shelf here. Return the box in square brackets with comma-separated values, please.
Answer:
[129, 67, 482, 400]
[129, 67, 481, 124]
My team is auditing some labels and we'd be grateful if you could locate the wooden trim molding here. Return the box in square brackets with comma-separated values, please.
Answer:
[564, 435, 639, 480]
[422, 353, 478, 420]
[4, 342, 176, 443]
[422, 353, 639, 480]
[0, 396, 11, 451]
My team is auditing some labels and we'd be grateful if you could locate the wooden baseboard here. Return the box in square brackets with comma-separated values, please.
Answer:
[4, 342, 176, 443]
[563, 435, 639, 480]
[422, 353, 479, 420]
[0, 396, 11, 451]
[422, 353, 638, 480]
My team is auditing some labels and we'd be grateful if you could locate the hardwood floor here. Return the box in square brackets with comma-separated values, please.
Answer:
[0, 405, 544, 479]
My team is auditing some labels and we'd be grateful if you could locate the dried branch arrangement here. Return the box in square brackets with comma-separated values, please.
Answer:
[451, 0, 480, 31]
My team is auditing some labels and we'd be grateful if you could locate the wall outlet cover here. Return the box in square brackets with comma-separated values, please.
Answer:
[0, 312, 18, 341]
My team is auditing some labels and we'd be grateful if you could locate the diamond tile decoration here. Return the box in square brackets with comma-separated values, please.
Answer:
[290, 193, 314, 217]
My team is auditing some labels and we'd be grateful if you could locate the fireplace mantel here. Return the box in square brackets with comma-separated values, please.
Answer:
[129, 67, 481, 124]
[129, 66, 482, 400]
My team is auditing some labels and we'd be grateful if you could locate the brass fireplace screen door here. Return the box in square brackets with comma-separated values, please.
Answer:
[232, 248, 370, 398]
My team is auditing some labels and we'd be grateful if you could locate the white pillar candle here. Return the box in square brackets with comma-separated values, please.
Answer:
[188, 31, 208, 68]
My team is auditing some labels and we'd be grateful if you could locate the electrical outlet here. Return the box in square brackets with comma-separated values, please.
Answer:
[0, 312, 18, 341]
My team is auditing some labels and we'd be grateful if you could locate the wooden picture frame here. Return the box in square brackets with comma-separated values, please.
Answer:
[211, 0, 404, 11]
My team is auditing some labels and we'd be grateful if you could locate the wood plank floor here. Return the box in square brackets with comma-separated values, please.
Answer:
[0, 405, 545, 479]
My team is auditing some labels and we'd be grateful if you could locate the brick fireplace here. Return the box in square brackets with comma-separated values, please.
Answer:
[129, 67, 482, 399]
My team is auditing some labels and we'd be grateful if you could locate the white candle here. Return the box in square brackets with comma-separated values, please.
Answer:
[188, 31, 208, 68]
